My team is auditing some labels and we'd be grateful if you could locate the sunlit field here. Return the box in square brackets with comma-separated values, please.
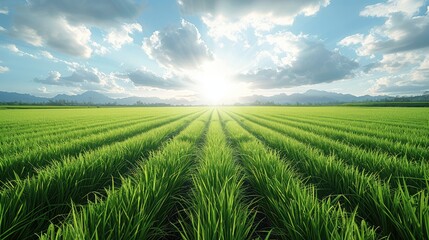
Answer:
[0, 106, 428, 239]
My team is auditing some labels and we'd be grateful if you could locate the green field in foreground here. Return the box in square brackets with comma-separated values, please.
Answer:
[0, 106, 428, 240]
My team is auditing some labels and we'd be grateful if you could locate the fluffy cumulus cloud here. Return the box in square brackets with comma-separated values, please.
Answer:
[340, 0, 429, 56]
[10, 0, 142, 57]
[12, 14, 93, 57]
[0, 7, 8, 15]
[238, 32, 358, 89]
[370, 74, 429, 94]
[179, 0, 330, 41]
[178, 0, 329, 20]
[125, 69, 193, 89]
[364, 51, 424, 73]
[106, 23, 143, 49]
[368, 51, 429, 94]
[0, 66, 9, 73]
[338, 0, 429, 94]
[360, 0, 423, 17]
[143, 20, 213, 71]
[34, 66, 123, 92]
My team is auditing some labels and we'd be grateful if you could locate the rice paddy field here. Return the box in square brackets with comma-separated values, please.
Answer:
[0, 106, 428, 240]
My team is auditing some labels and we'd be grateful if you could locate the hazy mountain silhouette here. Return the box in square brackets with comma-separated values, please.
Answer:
[2, 89, 424, 105]
[0, 91, 191, 105]
[239, 90, 390, 104]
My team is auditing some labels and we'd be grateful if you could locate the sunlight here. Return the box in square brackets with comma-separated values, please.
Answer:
[194, 61, 232, 105]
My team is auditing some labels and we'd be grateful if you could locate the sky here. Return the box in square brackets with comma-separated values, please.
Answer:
[0, 0, 428, 104]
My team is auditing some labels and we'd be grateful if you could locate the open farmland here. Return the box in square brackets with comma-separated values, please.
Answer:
[0, 106, 428, 240]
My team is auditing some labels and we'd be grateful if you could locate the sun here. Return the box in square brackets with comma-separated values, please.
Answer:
[195, 61, 232, 105]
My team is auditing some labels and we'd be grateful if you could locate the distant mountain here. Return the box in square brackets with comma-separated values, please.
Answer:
[52, 91, 114, 104]
[0, 91, 49, 103]
[2, 89, 427, 106]
[239, 90, 390, 105]
[0, 91, 192, 105]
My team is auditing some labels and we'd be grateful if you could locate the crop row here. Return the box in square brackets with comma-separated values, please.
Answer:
[41, 111, 212, 239]
[220, 112, 377, 239]
[0, 115, 155, 154]
[232, 111, 428, 191]
[0, 110, 198, 186]
[252, 112, 428, 160]
[224, 109, 428, 239]
[267, 113, 429, 147]
[40, 110, 380, 240]
[0, 110, 205, 239]
[0, 106, 427, 240]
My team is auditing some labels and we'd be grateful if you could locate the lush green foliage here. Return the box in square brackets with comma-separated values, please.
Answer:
[0, 106, 427, 239]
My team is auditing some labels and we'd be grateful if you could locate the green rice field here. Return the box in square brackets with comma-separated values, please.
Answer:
[0, 106, 428, 239]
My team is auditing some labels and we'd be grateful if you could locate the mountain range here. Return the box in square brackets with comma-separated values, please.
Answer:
[0, 91, 192, 105]
[239, 90, 390, 105]
[0, 89, 421, 105]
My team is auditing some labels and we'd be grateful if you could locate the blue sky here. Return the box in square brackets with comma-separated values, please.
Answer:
[0, 0, 428, 104]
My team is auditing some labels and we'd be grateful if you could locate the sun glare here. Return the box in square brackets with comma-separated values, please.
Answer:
[202, 76, 228, 105]
[195, 61, 233, 105]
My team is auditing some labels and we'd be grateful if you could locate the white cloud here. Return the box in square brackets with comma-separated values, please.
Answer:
[106, 23, 142, 49]
[238, 32, 359, 89]
[0, 26, 5, 32]
[40, 50, 54, 59]
[202, 13, 292, 42]
[179, 0, 330, 41]
[341, 0, 429, 56]
[12, 13, 92, 58]
[369, 74, 429, 94]
[4, 44, 37, 58]
[201, 15, 248, 42]
[35, 71, 62, 85]
[38, 86, 49, 94]
[10, 0, 142, 58]
[0, 66, 9, 73]
[34, 66, 124, 93]
[5, 44, 19, 53]
[364, 51, 424, 73]
[21, 0, 142, 26]
[360, 0, 424, 17]
[91, 41, 109, 55]
[338, 34, 364, 46]
[0, 7, 8, 15]
[124, 69, 193, 89]
[143, 20, 213, 71]
[367, 50, 429, 94]
[179, 0, 330, 20]
[338, 0, 429, 96]
[263, 32, 306, 66]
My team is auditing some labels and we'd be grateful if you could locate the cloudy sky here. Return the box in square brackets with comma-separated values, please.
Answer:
[0, 0, 428, 104]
